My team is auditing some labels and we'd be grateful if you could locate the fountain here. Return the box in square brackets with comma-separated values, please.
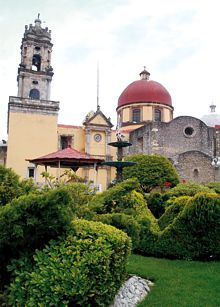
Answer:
[102, 127, 136, 182]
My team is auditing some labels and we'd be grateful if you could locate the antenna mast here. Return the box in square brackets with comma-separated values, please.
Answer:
[97, 61, 100, 110]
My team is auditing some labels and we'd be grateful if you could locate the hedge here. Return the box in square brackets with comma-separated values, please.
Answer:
[145, 192, 166, 218]
[94, 213, 141, 249]
[0, 187, 72, 284]
[165, 182, 214, 199]
[7, 219, 131, 306]
[157, 192, 220, 260]
[158, 196, 192, 230]
[87, 178, 145, 216]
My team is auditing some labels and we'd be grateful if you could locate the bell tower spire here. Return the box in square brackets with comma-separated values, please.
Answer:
[17, 15, 53, 100]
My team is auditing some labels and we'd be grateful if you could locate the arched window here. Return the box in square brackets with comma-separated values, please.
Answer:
[32, 54, 41, 71]
[193, 169, 199, 179]
[132, 108, 141, 122]
[155, 109, 161, 122]
[29, 89, 40, 100]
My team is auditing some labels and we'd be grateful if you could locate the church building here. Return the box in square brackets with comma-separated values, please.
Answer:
[6, 17, 116, 191]
[2, 17, 220, 189]
[116, 69, 220, 183]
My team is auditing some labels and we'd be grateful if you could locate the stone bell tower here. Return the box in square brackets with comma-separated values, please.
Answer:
[7, 16, 59, 180]
[17, 14, 54, 100]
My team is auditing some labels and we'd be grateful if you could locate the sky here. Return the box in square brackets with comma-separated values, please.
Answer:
[1, 0, 220, 140]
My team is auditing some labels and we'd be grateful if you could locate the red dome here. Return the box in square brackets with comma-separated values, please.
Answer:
[117, 79, 172, 109]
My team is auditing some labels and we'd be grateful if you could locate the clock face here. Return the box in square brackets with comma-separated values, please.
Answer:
[94, 133, 102, 142]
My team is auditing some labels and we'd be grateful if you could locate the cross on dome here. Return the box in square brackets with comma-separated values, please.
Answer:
[139, 67, 150, 80]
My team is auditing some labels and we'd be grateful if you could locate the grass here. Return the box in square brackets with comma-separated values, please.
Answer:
[127, 254, 220, 307]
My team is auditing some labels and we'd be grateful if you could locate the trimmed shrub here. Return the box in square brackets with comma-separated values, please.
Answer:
[87, 178, 146, 215]
[158, 196, 192, 230]
[94, 213, 141, 249]
[61, 182, 96, 219]
[7, 219, 131, 307]
[122, 154, 179, 192]
[145, 192, 166, 218]
[205, 182, 220, 194]
[0, 187, 72, 284]
[165, 182, 214, 199]
[157, 192, 220, 260]
[137, 215, 160, 256]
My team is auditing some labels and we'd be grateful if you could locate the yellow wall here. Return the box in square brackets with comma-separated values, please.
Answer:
[90, 114, 107, 125]
[143, 106, 152, 121]
[163, 108, 172, 122]
[122, 107, 130, 122]
[89, 131, 106, 156]
[58, 125, 85, 151]
[7, 110, 135, 190]
[7, 112, 58, 180]
[118, 103, 173, 127]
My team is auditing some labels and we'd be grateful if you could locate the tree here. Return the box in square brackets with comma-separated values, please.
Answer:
[0, 165, 23, 206]
[0, 165, 37, 206]
[122, 154, 179, 193]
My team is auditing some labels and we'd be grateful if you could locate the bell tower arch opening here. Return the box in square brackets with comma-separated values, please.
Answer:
[32, 54, 41, 71]
[29, 88, 40, 100]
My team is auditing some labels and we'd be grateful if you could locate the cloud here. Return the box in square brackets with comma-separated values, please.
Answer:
[1, 0, 220, 140]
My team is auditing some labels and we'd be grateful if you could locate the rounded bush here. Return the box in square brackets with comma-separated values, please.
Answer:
[94, 213, 141, 249]
[165, 182, 214, 199]
[0, 187, 72, 284]
[7, 220, 131, 306]
[122, 154, 179, 192]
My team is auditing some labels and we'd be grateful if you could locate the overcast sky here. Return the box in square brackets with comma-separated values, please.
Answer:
[1, 0, 220, 139]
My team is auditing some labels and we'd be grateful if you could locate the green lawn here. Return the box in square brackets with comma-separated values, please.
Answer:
[127, 254, 220, 307]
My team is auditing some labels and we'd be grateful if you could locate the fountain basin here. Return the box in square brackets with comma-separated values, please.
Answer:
[102, 161, 136, 168]
[108, 141, 132, 148]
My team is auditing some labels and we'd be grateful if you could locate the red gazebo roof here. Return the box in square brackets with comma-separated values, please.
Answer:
[27, 146, 104, 170]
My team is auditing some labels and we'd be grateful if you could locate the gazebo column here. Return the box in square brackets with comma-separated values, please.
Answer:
[35, 164, 38, 182]
[93, 163, 98, 188]
[85, 128, 91, 154]
[58, 160, 61, 181]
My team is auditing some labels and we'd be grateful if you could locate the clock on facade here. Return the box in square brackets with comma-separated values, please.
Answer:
[94, 133, 102, 142]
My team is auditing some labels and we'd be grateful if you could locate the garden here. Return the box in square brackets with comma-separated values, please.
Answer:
[0, 153, 219, 306]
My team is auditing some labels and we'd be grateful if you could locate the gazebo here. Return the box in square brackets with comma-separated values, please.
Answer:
[27, 146, 104, 183]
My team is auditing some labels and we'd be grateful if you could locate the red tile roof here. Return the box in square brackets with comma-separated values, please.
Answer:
[27, 146, 104, 168]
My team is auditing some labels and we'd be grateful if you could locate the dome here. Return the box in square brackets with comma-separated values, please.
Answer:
[201, 105, 220, 127]
[117, 69, 172, 109]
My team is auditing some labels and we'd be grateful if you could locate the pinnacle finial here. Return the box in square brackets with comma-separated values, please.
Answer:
[210, 103, 216, 113]
[139, 66, 150, 80]
[35, 13, 42, 26]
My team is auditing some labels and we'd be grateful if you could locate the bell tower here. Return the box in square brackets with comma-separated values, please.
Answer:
[17, 15, 54, 100]
[7, 16, 59, 180]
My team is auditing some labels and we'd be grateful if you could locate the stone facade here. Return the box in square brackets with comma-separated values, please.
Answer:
[128, 116, 218, 183]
